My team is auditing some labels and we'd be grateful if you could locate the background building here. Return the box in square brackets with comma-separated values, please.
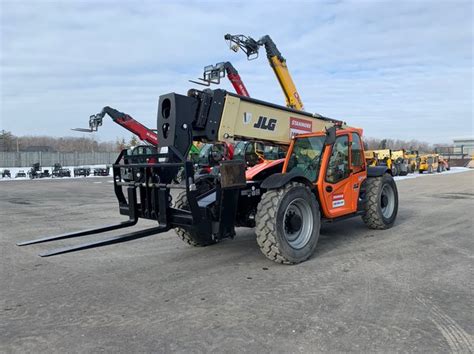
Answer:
[453, 138, 474, 156]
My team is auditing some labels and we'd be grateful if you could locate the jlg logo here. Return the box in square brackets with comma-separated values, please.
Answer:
[253, 116, 277, 131]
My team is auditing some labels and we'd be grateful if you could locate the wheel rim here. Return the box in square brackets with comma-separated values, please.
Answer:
[283, 198, 313, 249]
[380, 184, 395, 218]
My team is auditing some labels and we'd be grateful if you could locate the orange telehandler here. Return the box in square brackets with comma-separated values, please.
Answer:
[20, 87, 398, 264]
[19, 35, 398, 264]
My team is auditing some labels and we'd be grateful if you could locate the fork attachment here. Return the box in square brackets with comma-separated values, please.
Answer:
[17, 220, 137, 246]
[17, 187, 140, 247]
[38, 226, 164, 257]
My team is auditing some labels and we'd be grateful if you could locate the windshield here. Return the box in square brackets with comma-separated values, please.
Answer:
[234, 141, 246, 159]
[286, 136, 326, 182]
[234, 141, 286, 161]
[198, 144, 213, 159]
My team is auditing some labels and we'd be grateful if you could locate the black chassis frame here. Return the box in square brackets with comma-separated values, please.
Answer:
[112, 145, 256, 242]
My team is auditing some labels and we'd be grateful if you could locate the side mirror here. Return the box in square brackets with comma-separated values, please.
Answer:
[324, 126, 336, 146]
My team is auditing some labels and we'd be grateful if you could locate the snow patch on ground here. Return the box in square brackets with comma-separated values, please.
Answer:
[394, 167, 472, 181]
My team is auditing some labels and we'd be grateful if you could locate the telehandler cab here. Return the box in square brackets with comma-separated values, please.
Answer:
[18, 88, 398, 264]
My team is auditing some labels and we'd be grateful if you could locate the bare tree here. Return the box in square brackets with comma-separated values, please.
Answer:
[0, 130, 16, 151]
[116, 138, 128, 151]
[360, 136, 436, 153]
[1, 131, 119, 152]
[129, 135, 139, 147]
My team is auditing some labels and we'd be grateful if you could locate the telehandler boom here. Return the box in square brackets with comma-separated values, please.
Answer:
[190, 61, 250, 97]
[74, 61, 249, 147]
[73, 106, 159, 146]
[225, 33, 304, 110]
[19, 90, 398, 264]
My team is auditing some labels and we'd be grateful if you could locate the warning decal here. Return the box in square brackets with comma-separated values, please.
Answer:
[332, 194, 345, 208]
[290, 117, 313, 137]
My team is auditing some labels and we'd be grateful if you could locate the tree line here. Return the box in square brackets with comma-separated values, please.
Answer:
[363, 137, 439, 153]
[0, 130, 139, 153]
[1, 129, 445, 154]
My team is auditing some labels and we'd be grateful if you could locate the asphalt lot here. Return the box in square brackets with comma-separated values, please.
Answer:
[1, 172, 473, 353]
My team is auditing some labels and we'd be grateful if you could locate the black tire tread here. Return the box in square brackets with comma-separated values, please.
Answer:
[362, 176, 389, 230]
[255, 182, 312, 264]
[173, 190, 215, 247]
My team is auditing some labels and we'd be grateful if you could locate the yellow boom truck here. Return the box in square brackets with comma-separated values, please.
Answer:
[419, 154, 439, 173]
[364, 149, 409, 176]
[390, 150, 409, 176]
[225, 33, 305, 111]
[419, 154, 450, 173]
[364, 150, 378, 167]
[364, 149, 394, 175]
[405, 150, 420, 172]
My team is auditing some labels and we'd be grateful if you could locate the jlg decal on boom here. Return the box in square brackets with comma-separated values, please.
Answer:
[253, 116, 277, 131]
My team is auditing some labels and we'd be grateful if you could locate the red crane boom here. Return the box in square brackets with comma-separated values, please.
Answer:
[190, 61, 250, 97]
[74, 62, 249, 145]
[73, 106, 158, 146]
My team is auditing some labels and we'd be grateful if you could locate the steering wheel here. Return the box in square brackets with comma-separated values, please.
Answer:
[209, 145, 225, 165]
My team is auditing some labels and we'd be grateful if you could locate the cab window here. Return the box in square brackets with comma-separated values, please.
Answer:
[286, 136, 325, 182]
[326, 135, 349, 183]
[351, 132, 364, 173]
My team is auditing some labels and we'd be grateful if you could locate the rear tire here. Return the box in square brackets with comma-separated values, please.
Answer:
[362, 174, 398, 229]
[391, 165, 398, 176]
[173, 190, 217, 247]
[255, 182, 320, 264]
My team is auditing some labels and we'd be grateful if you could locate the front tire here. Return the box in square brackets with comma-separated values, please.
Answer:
[255, 182, 320, 264]
[362, 174, 398, 229]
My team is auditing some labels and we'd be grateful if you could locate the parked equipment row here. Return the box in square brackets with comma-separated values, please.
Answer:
[365, 149, 450, 176]
[0, 164, 110, 179]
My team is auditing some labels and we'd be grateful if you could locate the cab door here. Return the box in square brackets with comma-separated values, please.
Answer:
[320, 134, 362, 218]
[348, 132, 367, 211]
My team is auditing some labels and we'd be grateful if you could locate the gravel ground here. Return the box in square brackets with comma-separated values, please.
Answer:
[1, 171, 473, 353]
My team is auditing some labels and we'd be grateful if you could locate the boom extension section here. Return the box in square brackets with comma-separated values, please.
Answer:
[190, 62, 250, 97]
[159, 89, 340, 157]
[73, 106, 158, 145]
[225, 33, 304, 110]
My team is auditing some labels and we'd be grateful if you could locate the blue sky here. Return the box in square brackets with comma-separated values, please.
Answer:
[1, 0, 472, 143]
